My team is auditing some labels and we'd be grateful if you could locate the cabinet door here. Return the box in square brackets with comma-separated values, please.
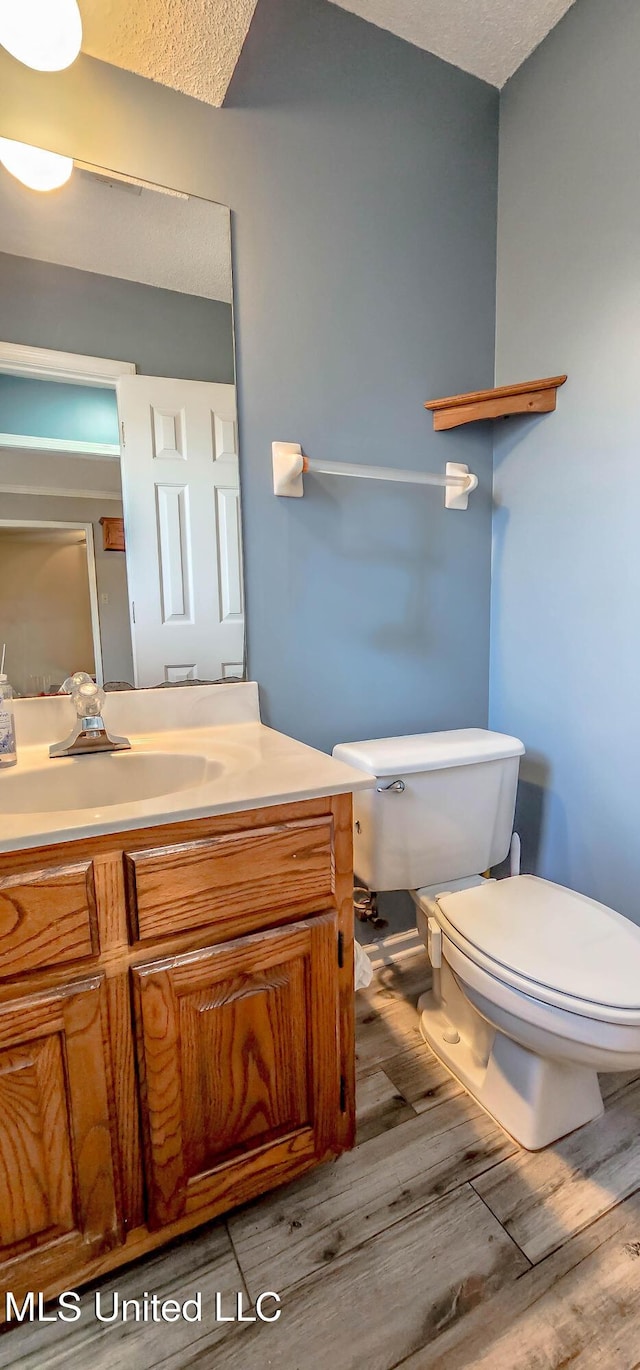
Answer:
[0, 976, 121, 1290]
[132, 913, 342, 1230]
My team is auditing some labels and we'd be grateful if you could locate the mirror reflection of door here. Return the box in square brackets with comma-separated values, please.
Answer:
[0, 156, 244, 693]
[117, 374, 243, 685]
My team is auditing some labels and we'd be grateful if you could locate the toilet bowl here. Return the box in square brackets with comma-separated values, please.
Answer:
[416, 875, 640, 1149]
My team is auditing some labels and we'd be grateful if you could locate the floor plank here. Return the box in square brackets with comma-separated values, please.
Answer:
[355, 953, 431, 1069]
[228, 1091, 517, 1301]
[473, 1075, 640, 1263]
[178, 1185, 529, 1370]
[400, 1185, 640, 1369]
[0, 1222, 246, 1370]
[355, 1065, 417, 1144]
[371, 950, 431, 1001]
[382, 1041, 464, 1115]
[600, 1068, 640, 1101]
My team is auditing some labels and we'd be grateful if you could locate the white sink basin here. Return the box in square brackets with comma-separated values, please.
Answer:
[0, 750, 220, 815]
[1, 683, 374, 855]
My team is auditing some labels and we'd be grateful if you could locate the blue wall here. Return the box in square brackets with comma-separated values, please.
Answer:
[0, 375, 119, 446]
[0, 0, 500, 755]
[224, 0, 499, 750]
[0, 252, 235, 385]
[491, 0, 640, 920]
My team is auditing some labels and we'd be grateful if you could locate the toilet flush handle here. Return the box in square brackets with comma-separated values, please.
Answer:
[376, 779, 405, 793]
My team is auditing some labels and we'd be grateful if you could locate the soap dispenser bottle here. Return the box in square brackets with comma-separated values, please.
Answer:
[0, 671, 17, 768]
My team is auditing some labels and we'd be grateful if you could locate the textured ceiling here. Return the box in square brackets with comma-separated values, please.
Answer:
[0, 164, 232, 302]
[79, 0, 259, 108]
[329, 0, 577, 87]
[75, 0, 575, 104]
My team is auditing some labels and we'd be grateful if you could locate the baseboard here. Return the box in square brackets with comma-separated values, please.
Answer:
[360, 927, 425, 970]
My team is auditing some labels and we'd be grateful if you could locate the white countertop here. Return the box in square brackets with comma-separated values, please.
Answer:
[2, 683, 374, 854]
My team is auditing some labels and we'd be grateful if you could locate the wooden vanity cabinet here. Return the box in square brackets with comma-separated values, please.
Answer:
[0, 793, 355, 1308]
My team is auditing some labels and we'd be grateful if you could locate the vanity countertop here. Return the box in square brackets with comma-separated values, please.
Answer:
[2, 682, 374, 854]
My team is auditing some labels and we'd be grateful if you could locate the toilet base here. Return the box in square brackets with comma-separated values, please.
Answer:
[418, 989, 604, 1149]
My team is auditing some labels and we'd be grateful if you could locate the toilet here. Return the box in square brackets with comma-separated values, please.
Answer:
[333, 728, 640, 1149]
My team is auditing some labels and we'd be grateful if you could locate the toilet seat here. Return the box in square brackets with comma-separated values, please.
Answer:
[434, 875, 640, 1026]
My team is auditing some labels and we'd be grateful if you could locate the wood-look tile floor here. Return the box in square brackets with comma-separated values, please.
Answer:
[3, 949, 640, 1369]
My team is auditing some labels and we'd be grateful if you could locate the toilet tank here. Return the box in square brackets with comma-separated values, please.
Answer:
[332, 729, 524, 893]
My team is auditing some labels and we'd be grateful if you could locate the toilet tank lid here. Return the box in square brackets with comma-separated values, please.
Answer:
[332, 729, 524, 777]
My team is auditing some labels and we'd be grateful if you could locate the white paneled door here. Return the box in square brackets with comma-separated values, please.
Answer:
[117, 376, 244, 687]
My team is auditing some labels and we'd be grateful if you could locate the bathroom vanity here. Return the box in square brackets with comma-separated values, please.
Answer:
[0, 684, 371, 1310]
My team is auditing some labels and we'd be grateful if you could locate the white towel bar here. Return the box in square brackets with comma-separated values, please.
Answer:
[272, 442, 478, 510]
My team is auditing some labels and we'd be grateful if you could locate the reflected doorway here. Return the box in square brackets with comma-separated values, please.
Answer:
[0, 519, 102, 696]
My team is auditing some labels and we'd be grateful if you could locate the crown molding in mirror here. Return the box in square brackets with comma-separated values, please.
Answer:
[0, 482, 121, 500]
[0, 340, 136, 387]
[0, 433, 121, 458]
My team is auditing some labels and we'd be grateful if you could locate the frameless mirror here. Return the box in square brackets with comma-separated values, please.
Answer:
[0, 145, 244, 696]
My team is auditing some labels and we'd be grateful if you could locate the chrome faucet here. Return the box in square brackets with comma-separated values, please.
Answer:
[50, 677, 131, 759]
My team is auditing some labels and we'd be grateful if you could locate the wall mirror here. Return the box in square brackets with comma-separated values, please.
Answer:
[0, 141, 244, 697]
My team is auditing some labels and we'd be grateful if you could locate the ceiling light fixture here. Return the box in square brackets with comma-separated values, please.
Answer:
[0, 137, 73, 191]
[0, 0, 82, 72]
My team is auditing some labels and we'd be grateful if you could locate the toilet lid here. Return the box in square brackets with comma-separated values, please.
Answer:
[436, 875, 640, 1011]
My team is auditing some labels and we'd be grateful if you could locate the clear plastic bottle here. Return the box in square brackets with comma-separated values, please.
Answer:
[0, 674, 17, 768]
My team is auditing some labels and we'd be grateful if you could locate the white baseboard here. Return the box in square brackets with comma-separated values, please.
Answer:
[360, 927, 425, 970]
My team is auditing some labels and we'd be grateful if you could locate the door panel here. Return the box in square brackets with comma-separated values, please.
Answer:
[133, 914, 340, 1230]
[156, 483, 191, 622]
[0, 977, 120, 1281]
[117, 375, 244, 686]
[215, 485, 243, 622]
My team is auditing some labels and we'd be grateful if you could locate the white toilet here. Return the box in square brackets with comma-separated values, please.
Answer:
[333, 728, 640, 1149]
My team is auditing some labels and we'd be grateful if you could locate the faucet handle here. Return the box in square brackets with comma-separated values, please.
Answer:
[73, 682, 106, 718]
[60, 671, 94, 696]
[61, 676, 107, 720]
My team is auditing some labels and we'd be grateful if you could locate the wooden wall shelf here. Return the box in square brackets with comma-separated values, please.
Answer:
[425, 375, 567, 431]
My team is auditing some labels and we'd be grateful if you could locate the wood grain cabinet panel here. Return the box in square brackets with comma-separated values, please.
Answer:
[0, 976, 120, 1291]
[0, 1036, 75, 1251]
[0, 862, 99, 978]
[132, 913, 341, 1230]
[124, 817, 335, 944]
